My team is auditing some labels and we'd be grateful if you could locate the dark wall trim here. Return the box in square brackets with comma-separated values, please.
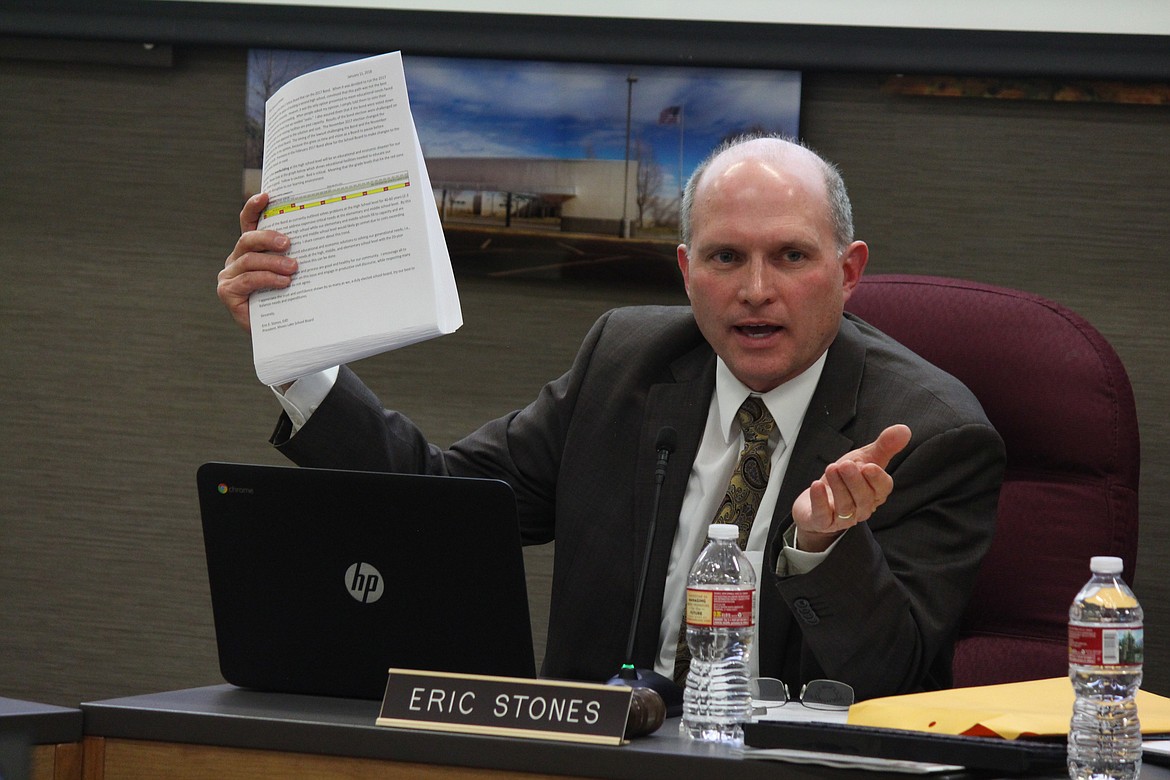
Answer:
[3, 0, 1169, 79]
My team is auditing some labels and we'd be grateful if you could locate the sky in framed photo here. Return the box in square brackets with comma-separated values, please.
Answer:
[245, 49, 801, 196]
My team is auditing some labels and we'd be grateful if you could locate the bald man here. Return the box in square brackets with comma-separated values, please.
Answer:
[218, 133, 1004, 700]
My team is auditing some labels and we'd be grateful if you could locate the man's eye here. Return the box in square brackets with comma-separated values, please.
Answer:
[712, 251, 737, 264]
[783, 251, 806, 263]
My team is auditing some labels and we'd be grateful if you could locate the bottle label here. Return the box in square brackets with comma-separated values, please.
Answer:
[1068, 624, 1144, 665]
[685, 587, 755, 628]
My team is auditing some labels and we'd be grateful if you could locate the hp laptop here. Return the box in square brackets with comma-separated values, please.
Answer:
[197, 462, 536, 700]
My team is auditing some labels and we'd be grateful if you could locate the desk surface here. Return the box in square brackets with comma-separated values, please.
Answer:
[0, 697, 83, 744]
[78, 684, 1170, 780]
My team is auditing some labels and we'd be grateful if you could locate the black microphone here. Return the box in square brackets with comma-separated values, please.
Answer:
[607, 426, 683, 719]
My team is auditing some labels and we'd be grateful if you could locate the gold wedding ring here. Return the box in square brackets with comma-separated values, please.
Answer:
[836, 510, 855, 521]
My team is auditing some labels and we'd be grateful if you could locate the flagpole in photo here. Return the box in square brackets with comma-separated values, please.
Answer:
[658, 104, 684, 227]
[622, 74, 638, 238]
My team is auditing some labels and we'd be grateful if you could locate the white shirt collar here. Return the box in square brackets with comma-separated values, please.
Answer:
[713, 351, 829, 449]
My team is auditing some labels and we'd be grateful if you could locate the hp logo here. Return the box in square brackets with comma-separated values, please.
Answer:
[345, 562, 384, 604]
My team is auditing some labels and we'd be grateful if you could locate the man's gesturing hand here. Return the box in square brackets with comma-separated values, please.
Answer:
[791, 424, 912, 553]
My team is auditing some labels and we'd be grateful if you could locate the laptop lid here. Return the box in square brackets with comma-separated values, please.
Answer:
[197, 462, 536, 700]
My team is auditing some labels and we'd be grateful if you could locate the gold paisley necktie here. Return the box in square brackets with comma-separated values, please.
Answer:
[673, 396, 775, 685]
[711, 396, 776, 549]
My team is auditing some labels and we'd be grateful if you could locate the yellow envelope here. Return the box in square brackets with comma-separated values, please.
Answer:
[847, 678, 1170, 739]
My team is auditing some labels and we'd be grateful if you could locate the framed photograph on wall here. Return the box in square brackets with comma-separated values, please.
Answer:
[245, 49, 800, 285]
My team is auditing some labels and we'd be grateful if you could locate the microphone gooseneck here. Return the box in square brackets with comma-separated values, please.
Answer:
[624, 426, 677, 663]
[653, 426, 677, 483]
[608, 427, 683, 721]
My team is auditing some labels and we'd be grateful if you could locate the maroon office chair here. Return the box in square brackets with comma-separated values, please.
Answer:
[845, 274, 1140, 687]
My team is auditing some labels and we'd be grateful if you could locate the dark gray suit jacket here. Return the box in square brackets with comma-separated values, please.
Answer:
[274, 306, 1005, 700]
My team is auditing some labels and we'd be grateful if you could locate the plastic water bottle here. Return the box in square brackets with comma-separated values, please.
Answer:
[1068, 556, 1144, 780]
[680, 523, 757, 746]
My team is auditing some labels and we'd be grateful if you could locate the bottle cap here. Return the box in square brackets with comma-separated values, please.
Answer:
[707, 523, 739, 541]
[1090, 556, 1123, 574]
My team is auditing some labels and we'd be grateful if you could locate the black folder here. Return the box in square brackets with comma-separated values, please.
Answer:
[743, 720, 1068, 774]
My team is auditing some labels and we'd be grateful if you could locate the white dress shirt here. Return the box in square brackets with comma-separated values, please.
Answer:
[652, 353, 829, 680]
[272, 366, 339, 429]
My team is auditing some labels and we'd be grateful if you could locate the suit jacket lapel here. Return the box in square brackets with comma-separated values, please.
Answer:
[630, 341, 716, 665]
[758, 317, 867, 677]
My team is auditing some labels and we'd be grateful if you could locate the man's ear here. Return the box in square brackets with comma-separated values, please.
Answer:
[676, 244, 692, 297]
[840, 241, 869, 301]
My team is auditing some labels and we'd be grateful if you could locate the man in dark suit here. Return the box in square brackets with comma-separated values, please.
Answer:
[218, 134, 1004, 701]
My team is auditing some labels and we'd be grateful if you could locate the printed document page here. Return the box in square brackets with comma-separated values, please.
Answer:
[249, 51, 461, 386]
